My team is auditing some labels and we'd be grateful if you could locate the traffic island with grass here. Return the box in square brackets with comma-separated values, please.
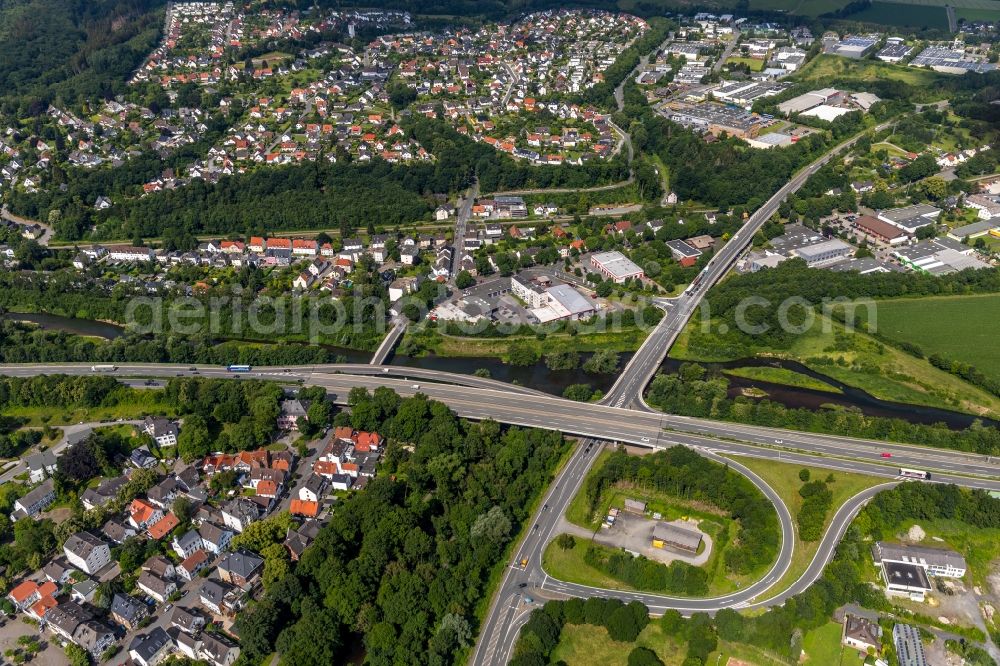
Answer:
[544, 446, 779, 596]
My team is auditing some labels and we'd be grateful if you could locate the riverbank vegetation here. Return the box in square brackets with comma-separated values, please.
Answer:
[722, 366, 842, 394]
[400, 320, 652, 359]
[0, 271, 387, 351]
[671, 261, 1000, 418]
[647, 363, 1000, 455]
[0, 320, 363, 366]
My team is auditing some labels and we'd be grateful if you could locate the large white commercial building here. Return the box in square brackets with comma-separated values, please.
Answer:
[590, 251, 644, 283]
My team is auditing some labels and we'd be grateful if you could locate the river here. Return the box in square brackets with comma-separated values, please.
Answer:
[8, 312, 994, 430]
[3, 312, 126, 339]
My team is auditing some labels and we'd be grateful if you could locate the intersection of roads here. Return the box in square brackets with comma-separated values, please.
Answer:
[1, 120, 996, 665]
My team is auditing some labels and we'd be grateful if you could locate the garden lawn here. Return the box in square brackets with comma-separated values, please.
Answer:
[801, 621, 867, 665]
[730, 456, 888, 604]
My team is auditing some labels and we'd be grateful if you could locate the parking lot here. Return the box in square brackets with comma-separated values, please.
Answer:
[593, 513, 712, 566]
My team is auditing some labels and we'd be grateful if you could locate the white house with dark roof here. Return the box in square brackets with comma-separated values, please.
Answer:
[63, 532, 111, 575]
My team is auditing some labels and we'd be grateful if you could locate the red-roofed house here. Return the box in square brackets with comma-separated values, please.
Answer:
[256, 480, 279, 499]
[27, 595, 57, 621]
[129, 499, 163, 530]
[147, 512, 180, 540]
[289, 500, 320, 518]
[354, 432, 382, 452]
[313, 461, 338, 478]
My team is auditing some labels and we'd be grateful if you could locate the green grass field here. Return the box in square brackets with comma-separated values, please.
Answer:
[956, 7, 1000, 21]
[849, 1, 949, 28]
[792, 55, 949, 99]
[731, 456, 888, 603]
[3, 394, 175, 426]
[672, 312, 1000, 419]
[727, 56, 766, 71]
[801, 622, 868, 665]
[552, 622, 797, 665]
[870, 293, 1000, 383]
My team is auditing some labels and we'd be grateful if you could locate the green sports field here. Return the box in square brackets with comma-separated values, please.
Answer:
[871, 293, 1000, 381]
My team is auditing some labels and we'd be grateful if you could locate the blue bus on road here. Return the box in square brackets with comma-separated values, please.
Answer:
[227, 365, 252, 373]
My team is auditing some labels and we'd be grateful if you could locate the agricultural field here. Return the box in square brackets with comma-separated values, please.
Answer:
[867, 293, 1000, 383]
[849, 1, 949, 29]
[956, 7, 1000, 21]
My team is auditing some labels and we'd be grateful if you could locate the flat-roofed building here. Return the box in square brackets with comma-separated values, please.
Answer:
[873, 541, 966, 578]
[877, 204, 940, 235]
[651, 522, 703, 554]
[591, 251, 644, 283]
[777, 88, 840, 115]
[893, 623, 928, 666]
[877, 43, 913, 63]
[881, 560, 932, 600]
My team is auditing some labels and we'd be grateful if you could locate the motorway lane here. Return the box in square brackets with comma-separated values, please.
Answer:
[1, 364, 995, 481]
[0, 362, 547, 397]
[471, 439, 607, 666]
[304, 374, 1000, 484]
[603, 121, 897, 409]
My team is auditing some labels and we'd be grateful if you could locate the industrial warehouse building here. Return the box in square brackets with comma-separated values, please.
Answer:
[651, 522, 703, 554]
[590, 251, 645, 283]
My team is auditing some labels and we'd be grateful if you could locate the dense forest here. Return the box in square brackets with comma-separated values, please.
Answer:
[10, 117, 631, 243]
[232, 387, 569, 665]
[585, 446, 779, 577]
[514, 482, 1000, 666]
[0, 270, 389, 350]
[0, 0, 164, 111]
[646, 363, 1000, 455]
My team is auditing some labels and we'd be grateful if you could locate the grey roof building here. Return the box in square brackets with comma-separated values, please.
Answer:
[129, 627, 172, 666]
[873, 541, 967, 577]
[893, 623, 928, 666]
[110, 593, 148, 629]
[651, 522, 703, 553]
